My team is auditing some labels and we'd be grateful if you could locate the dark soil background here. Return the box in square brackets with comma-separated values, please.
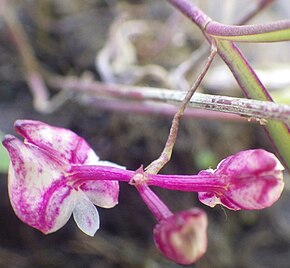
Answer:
[0, 1, 290, 267]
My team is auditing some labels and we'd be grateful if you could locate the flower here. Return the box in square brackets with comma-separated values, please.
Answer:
[144, 149, 284, 210]
[2, 120, 122, 236]
[153, 208, 208, 265]
[198, 149, 284, 210]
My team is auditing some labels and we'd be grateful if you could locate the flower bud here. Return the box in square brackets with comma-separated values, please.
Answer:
[153, 208, 207, 265]
[198, 149, 284, 210]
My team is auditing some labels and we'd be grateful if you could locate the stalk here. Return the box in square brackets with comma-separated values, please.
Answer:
[69, 165, 224, 193]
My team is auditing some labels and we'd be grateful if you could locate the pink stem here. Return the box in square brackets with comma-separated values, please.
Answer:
[167, 0, 211, 30]
[135, 183, 173, 222]
[147, 173, 224, 192]
[69, 165, 225, 192]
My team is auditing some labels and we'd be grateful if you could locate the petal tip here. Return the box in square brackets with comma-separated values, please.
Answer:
[2, 134, 16, 145]
[14, 119, 27, 132]
[14, 119, 42, 136]
[2, 135, 20, 150]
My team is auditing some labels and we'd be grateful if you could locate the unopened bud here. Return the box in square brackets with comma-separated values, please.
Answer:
[153, 208, 207, 265]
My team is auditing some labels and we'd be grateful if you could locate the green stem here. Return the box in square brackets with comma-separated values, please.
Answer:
[216, 39, 290, 172]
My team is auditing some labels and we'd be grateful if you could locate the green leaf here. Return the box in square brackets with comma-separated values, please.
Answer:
[0, 132, 10, 173]
[216, 39, 290, 172]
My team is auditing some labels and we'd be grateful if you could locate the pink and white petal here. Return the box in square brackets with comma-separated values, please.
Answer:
[80, 180, 119, 208]
[8, 163, 78, 234]
[199, 150, 285, 210]
[41, 185, 78, 234]
[217, 149, 284, 210]
[3, 135, 77, 233]
[73, 193, 100, 236]
[222, 175, 284, 210]
[14, 120, 98, 165]
[3, 135, 66, 189]
[198, 191, 241, 210]
[215, 149, 282, 177]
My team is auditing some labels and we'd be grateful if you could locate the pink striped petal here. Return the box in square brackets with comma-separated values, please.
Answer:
[198, 150, 284, 210]
[3, 135, 77, 234]
[80, 180, 119, 208]
[14, 120, 98, 165]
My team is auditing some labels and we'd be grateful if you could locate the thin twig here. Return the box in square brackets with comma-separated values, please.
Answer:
[236, 0, 275, 25]
[0, 0, 68, 113]
[144, 44, 217, 174]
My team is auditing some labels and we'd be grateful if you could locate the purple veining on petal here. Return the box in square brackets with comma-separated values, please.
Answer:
[4, 134, 77, 233]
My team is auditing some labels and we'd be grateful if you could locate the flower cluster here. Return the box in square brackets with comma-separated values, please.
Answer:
[2, 120, 284, 265]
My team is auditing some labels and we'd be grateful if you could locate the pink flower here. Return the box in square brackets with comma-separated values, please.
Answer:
[143, 149, 284, 210]
[154, 208, 208, 265]
[2, 120, 122, 236]
[198, 149, 284, 210]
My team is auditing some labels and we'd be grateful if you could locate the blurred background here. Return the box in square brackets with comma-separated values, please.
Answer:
[0, 0, 290, 267]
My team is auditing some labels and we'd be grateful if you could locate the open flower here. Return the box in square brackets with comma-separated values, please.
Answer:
[2, 120, 122, 236]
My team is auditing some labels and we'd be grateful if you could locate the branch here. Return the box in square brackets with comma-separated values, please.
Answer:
[48, 76, 290, 123]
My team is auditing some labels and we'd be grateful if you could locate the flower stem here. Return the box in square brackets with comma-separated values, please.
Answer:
[69, 165, 225, 193]
[147, 173, 224, 192]
[69, 165, 134, 182]
[135, 183, 173, 222]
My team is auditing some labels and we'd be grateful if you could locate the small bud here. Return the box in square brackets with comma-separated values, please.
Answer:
[198, 149, 284, 210]
[153, 208, 208, 265]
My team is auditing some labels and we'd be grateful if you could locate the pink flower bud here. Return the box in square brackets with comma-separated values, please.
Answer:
[2, 120, 123, 236]
[154, 208, 208, 265]
[198, 149, 284, 210]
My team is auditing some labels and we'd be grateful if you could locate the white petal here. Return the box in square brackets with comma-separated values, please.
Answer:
[80, 180, 119, 208]
[73, 194, 100, 236]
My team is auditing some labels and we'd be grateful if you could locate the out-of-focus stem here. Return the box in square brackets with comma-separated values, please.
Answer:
[49, 76, 290, 123]
[236, 0, 275, 25]
[0, 0, 50, 113]
[81, 97, 248, 122]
